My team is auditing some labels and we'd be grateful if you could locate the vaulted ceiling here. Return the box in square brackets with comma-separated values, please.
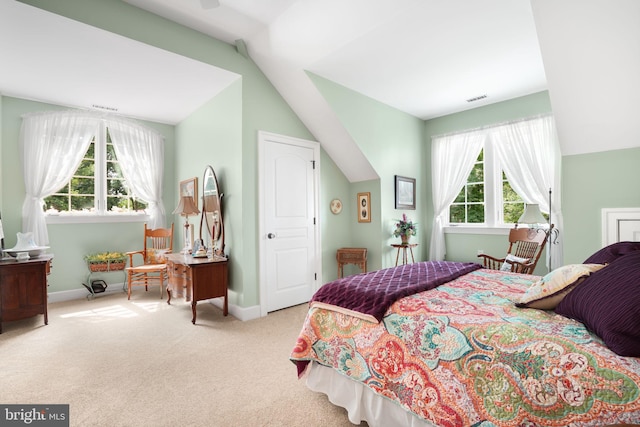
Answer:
[2, 0, 639, 181]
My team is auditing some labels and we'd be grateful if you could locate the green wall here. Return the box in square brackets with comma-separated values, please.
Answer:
[6, 0, 638, 309]
[424, 92, 554, 275]
[563, 147, 640, 264]
[0, 96, 175, 295]
[6, 0, 352, 308]
[309, 73, 426, 271]
[423, 91, 640, 274]
[7, 0, 318, 308]
[319, 150, 355, 280]
[174, 81, 243, 305]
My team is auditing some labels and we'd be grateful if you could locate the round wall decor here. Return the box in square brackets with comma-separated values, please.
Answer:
[330, 198, 343, 214]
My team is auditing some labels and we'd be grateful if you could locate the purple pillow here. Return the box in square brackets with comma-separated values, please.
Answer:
[556, 250, 640, 357]
[583, 241, 640, 264]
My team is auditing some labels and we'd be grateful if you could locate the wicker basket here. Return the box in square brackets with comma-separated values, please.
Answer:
[87, 258, 126, 272]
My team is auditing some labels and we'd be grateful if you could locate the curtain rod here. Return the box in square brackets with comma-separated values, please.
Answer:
[431, 112, 553, 140]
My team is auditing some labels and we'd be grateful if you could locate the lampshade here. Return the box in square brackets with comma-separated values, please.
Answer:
[172, 196, 200, 216]
[518, 204, 546, 224]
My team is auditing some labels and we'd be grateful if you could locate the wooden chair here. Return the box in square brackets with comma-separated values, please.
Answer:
[125, 223, 174, 300]
[477, 224, 553, 275]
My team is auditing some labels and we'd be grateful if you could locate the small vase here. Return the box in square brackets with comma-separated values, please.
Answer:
[400, 234, 410, 245]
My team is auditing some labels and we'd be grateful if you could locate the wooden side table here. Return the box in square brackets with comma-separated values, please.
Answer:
[165, 253, 228, 324]
[336, 248, 367, 278]
[391, 243, 417, 266]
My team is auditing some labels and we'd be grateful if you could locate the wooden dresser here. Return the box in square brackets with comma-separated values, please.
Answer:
[0, 254, 53, 333]
[165, 253, 228, 324]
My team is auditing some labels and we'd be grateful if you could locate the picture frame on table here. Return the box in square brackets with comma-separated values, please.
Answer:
[357, 192, 371, 223]
[395, 175, 416, 210]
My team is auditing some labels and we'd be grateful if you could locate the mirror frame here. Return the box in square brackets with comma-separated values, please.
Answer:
[200, 165, 224, 256]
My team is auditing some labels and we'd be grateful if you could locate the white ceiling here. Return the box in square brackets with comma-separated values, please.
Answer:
[2, 0, 639, 181]
[122, 0, 550, 181]
[124, 0, 548, 120]
[0, 0, 240, 124]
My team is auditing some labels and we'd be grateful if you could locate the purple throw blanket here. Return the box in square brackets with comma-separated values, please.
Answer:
[310, 261, 482, 322]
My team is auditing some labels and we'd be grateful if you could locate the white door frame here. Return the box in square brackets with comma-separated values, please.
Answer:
[258, 131, 322, 317]
[602, 207, 640, 245]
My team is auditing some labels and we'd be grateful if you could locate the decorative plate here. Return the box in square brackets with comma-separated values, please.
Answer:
[330, 198, 343, 214]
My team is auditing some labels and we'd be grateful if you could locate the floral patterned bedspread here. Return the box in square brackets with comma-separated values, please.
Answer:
[290, 269, 640, 427]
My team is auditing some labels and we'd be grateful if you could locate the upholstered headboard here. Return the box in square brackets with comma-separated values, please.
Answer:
[602, 207, 640, 245]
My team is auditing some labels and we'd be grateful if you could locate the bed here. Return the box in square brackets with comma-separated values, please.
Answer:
[290, 244, 640, 427]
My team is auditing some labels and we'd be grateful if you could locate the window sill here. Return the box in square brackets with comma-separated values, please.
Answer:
[46, 214, 149, 225]
[444, 225, 512, 235]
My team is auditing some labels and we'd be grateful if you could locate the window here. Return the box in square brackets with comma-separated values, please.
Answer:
[45, 123, 147, 216]
[450, 151, 485, 223]
[432, 115, 559, 263]
[449, 147, 525, 226]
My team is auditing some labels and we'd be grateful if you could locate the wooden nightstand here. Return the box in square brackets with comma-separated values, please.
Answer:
[336, 248, 367, 278]
[0, 255, 53, 333]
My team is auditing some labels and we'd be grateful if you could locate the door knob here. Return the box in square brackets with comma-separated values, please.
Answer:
[267, 233, 275, 239]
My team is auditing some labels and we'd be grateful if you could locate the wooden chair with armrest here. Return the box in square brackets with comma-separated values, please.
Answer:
[125, 223, 174, 300]
[477, 224, 553, 275]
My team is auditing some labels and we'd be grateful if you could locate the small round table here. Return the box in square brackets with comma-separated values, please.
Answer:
[391, 243, 418, 266]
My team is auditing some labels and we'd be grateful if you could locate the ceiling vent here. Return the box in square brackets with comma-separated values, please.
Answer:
[91, 104, 118, 112]
[466, 94, 487, 103]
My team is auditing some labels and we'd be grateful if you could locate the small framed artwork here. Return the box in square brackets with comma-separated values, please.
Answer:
[395, 175, 416, 210]
[357, 192, 371, 223]
[179, 177, 198, 206]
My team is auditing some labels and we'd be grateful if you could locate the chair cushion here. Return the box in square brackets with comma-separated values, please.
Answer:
[146, 248, 168, 264]
[555, 251, 640, 357]
[500, 254, 529, 271]
[129, 264, 167, 272]
[516, 263, 605, 310]
[583, 240, 640, 264]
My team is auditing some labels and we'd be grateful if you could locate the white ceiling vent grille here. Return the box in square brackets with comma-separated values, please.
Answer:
[91, 104, 119, 112]
[466, 94, 487, 103]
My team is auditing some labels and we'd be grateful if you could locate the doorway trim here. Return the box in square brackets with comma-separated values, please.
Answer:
[258, 131, 322, 317]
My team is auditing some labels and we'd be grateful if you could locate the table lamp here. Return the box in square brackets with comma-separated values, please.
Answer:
[518, 189, 559, 271]
[173, 196, 200, 254]
[518, 204, 546, 225]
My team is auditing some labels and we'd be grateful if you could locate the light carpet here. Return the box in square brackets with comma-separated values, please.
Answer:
[0, 291, 365, 426]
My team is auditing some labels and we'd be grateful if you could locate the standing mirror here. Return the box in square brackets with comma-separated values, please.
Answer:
[200, 165, 225, 256]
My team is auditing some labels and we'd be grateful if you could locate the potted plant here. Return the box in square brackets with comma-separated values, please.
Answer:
[393, 214, 417, 244]
[84, 252, 127, 272]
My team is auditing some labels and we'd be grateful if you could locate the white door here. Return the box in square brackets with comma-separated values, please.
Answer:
[259, 132, 320, 314]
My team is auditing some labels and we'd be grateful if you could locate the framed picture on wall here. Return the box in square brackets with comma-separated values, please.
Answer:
[179, 177, 198, 206]
[357, 192, 371, 223]
[395, 175, 416, 209]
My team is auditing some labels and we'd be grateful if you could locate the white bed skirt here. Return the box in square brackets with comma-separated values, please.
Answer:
[305, 361, 435, 427]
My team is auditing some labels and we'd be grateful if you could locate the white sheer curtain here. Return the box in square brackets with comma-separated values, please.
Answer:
[108, 118, 166, 228]
[20, 111, 100, 245]
[491, 115, 563, 269]
[429, 131, 485, 260]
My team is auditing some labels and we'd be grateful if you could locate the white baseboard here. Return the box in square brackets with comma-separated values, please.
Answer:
[47, 283, 262, 321]
[47, 282, 127, 303]
[208, 298, 262, 321]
